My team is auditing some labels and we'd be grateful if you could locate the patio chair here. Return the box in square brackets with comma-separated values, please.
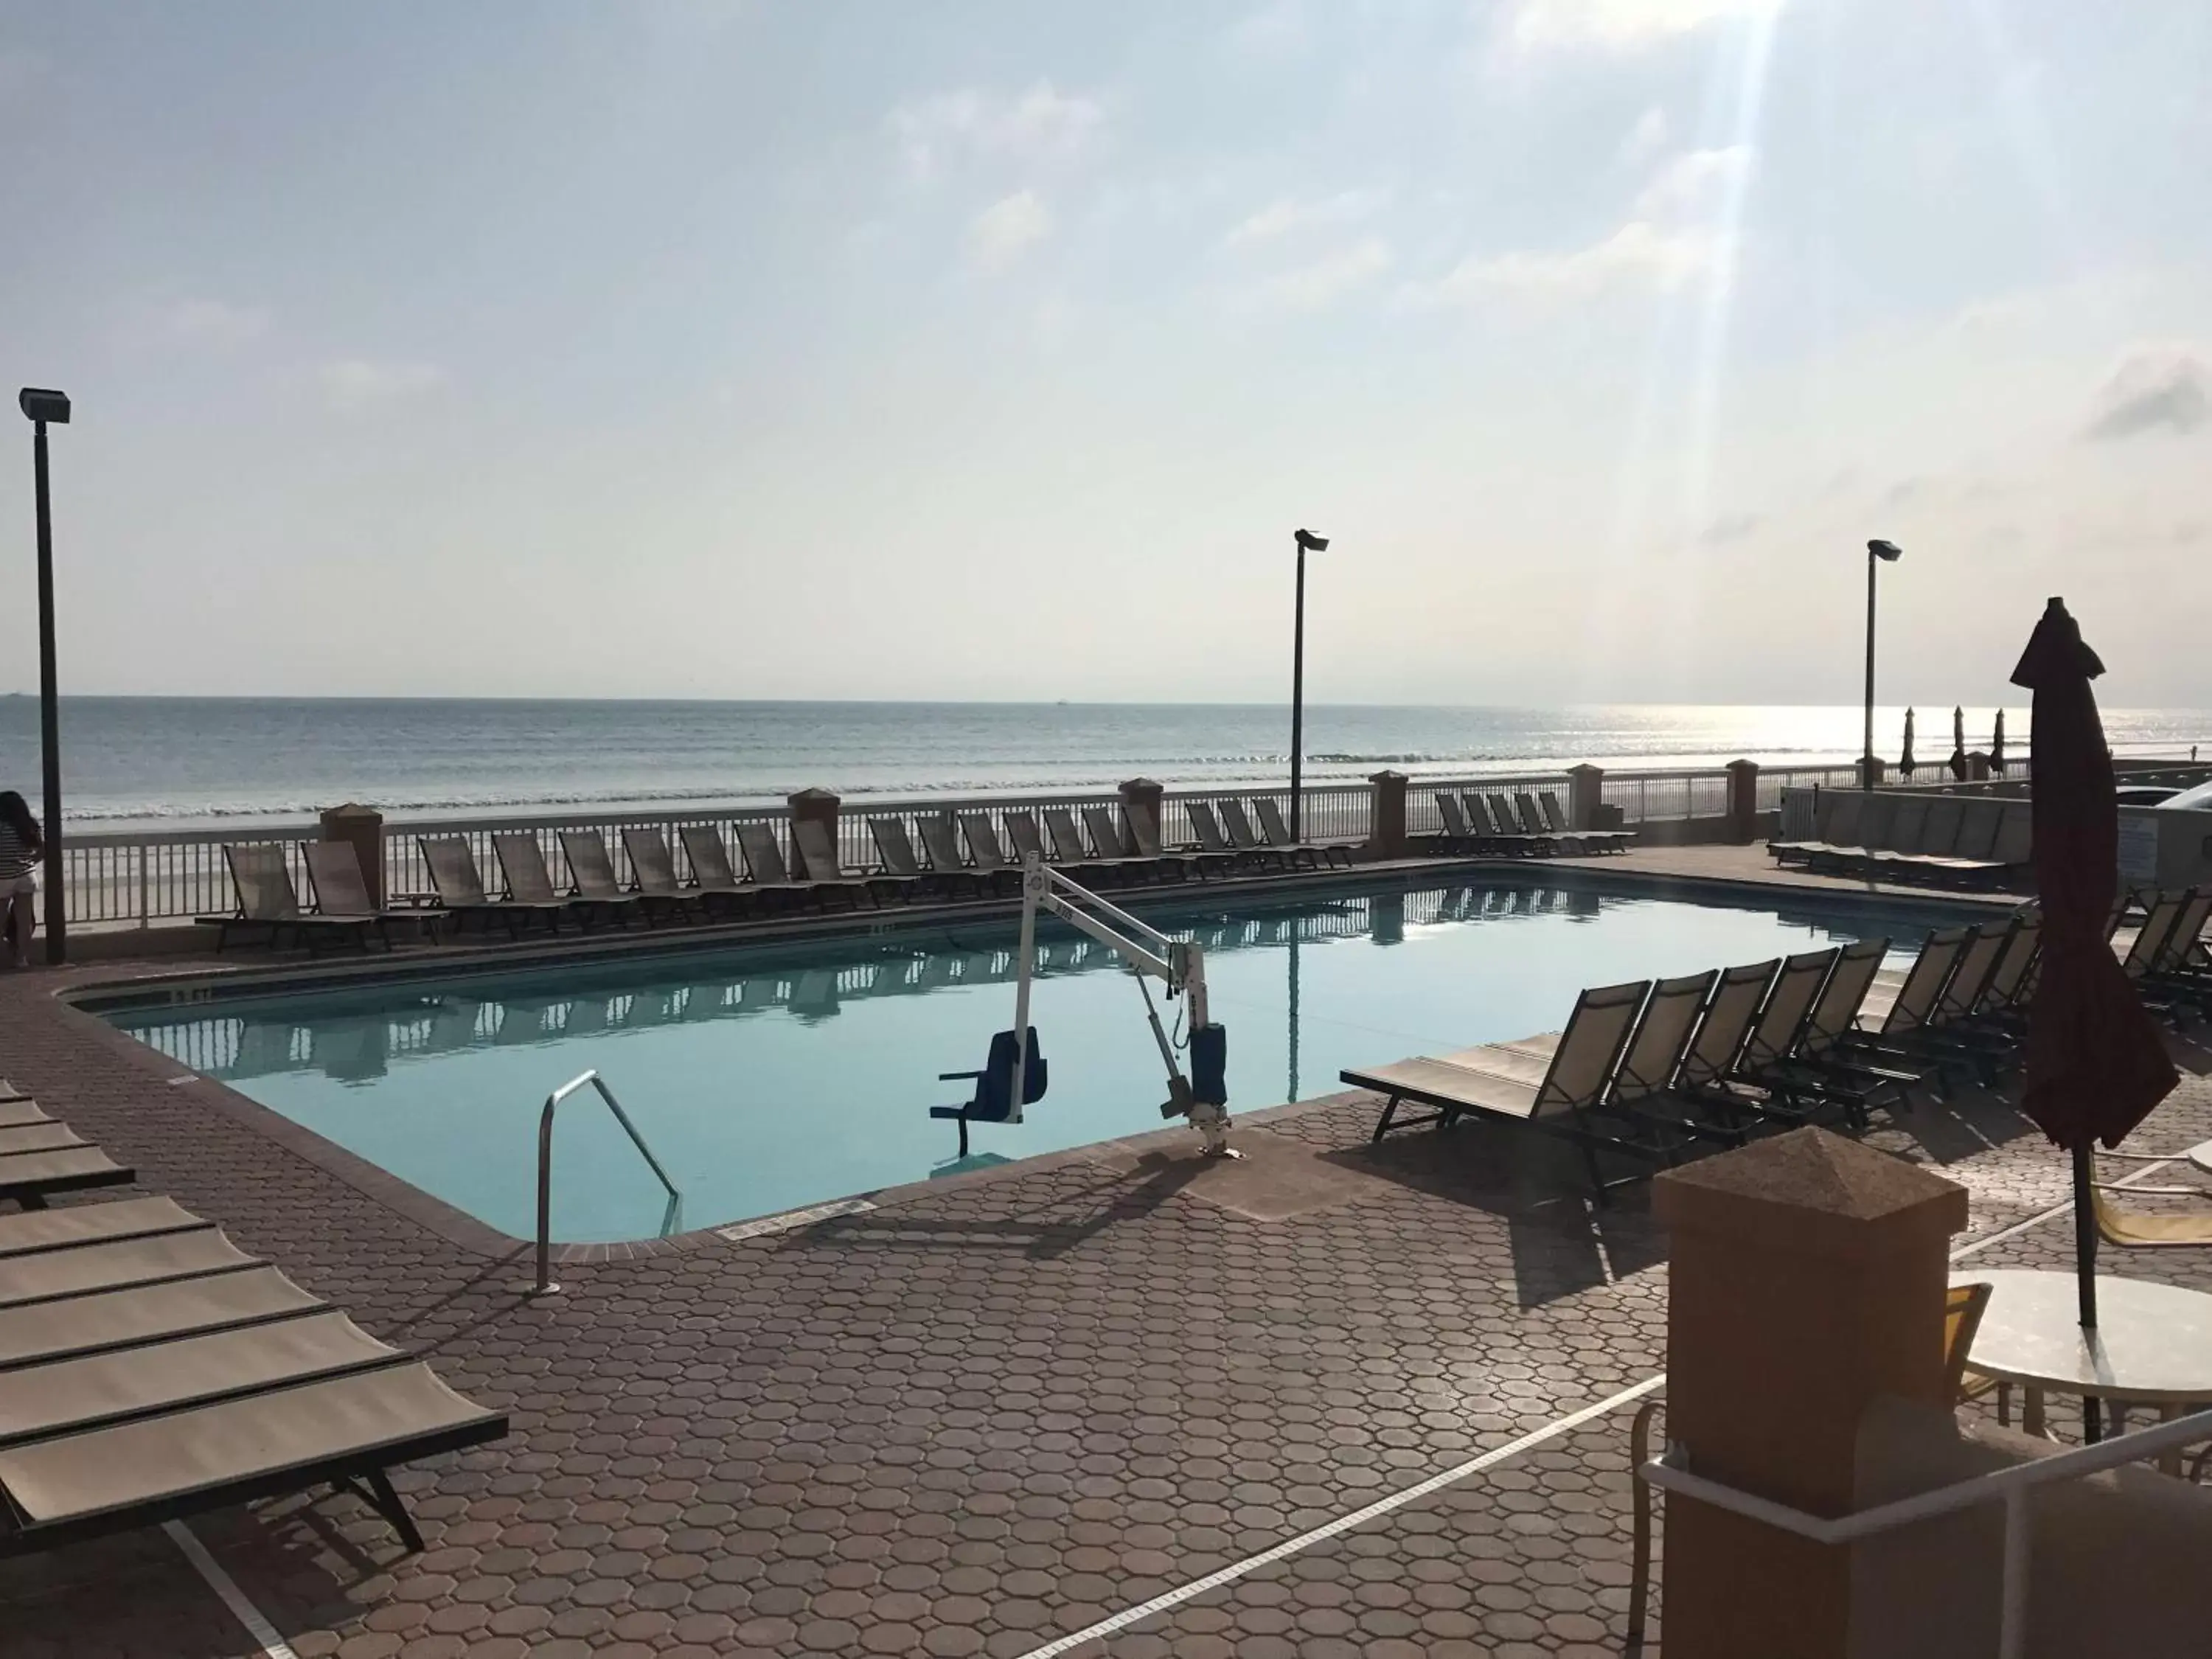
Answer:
[1838, 926, 1974, 1094]
[0, 1135, 135, 1211]
[1685, 947, 1846, 1128]
[1254, 797, 1354, 869]
[1126, 801, 1231, 882]
[624, 827, 740, 922]
[1745, 939, 1923, 1124]
[1203, 801, 1287, 872]
[912, 815, 999, 898]
[2089, 1169, 2212, 1248]
[300, 843, 415, 950]
[1082, 806, 1169, 883]
[1771, 790, 1861, 866]
[1433, 793, 1484, 855]
[873, 818, 981, 902]
[735, 823, 846, 911]
[1346, 979, 1670, 1197]
[1944, 1280, 1998, 1407]
[554, 831, 655, 928]
[198, 845, 382, 956]
[790, 818, 900, 908]
[417, 838, 565, 939]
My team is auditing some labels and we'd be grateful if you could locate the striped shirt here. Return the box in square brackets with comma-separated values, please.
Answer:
[0, 823, 36, 881]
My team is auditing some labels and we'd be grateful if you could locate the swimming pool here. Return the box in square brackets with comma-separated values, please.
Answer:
[105, 874, 1965, 1242]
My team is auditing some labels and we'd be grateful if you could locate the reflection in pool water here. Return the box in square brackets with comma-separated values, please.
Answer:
[110, 876, 1955, 1242]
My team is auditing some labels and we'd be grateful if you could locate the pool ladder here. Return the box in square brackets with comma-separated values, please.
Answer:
[532, 1069, 681, 1295]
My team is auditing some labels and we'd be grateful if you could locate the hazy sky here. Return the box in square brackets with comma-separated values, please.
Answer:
[1, 1, 2206, 706]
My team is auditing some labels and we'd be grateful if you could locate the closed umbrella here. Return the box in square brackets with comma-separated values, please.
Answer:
[2008, 598, 2177, 1368]
[1990, 709, 2007, 775]
[1949, 706, 1969, 780]
[1897, 707, 1916, 778]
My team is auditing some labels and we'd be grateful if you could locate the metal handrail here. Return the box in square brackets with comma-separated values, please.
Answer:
[533, 1069, 680, 1295]
[1637, 1405, 2212, 1659]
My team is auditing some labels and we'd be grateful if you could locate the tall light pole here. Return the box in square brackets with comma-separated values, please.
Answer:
[1863, 538, 1902, 790]
[18, 389, 69, 964]
[1290, 528, 1327, 841]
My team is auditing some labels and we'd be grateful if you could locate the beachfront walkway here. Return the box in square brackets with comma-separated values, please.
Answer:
[3, 939, 2211, 1658]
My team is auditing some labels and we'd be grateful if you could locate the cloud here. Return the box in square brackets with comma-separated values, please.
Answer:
[1410, 147, 1749, 305]
[1256, 237, 1392, 313]
[1223, 189, 1387, 248]
[1618, 107, 1670, 168]
[888, 82, 1102, 181]
[1226, 0, 1307, 57]
[966, 189, 1052, 272]
[1506, 0, 1781, 51]
[319, 358, 448, 412]
[165, 299, 270, 348]
[2081, 346, 2211, 441]
[1701, 511, 1761, 545]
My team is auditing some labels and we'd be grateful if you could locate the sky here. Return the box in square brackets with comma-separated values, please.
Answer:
[1, 0, 2207, 708]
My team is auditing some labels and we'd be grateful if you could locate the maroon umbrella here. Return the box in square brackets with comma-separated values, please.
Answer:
[2009, 597, 2177, 1354]
[1948, 706, 1969, 780]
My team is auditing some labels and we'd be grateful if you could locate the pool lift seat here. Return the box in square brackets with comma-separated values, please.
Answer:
[936, 854, 1237, 1160]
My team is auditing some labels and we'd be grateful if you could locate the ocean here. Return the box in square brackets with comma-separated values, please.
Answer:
[1, 698, 2205, 832]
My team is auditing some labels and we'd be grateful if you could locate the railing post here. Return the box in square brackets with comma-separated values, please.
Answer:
[137, 844, 149, 930]
[1652, 1128, 1969, 1659]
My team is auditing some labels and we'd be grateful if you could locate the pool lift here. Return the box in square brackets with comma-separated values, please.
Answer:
[933, 854, 1237, 1159]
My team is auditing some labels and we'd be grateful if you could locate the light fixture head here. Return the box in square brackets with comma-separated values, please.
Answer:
[1868, 538, 1902, 562]
[1295, 528, 1329, 553]
[18, 389, 69, 425]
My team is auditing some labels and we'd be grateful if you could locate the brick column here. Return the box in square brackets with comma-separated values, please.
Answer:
[1654, 1129, 1969, 1659]
[1968, 751, 1991, 781]
[785, 787, 841, 878]
[1857, 755, 1887, 787]
[319, 804, 384, 907]
[1566, 764, 1604, 831]
[1367, 769, 1408, 858]
[1725, 759, 1760, 844]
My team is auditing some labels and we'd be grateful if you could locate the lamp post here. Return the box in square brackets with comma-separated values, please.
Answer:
[18, 389, 69, 964]
[1863, 538, 1902, 790]
[1290, 528, 1327, 841]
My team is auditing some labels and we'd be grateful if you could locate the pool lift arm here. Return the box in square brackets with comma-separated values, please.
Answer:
[1009, 853, 1238, 1158]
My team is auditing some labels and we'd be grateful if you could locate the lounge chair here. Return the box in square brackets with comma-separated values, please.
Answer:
[1126, 801, 1232, 882]
[418, 838, 565, 938]
[1433, 794, 1484, 856]
[679, 826, 790, 916]
[956, 814, 1029, 897]
[790, 818, 900, 908]
[1840, 926, 1974, 1094]
[917, 815, 999, 897]
[1684, 948, 1843, 1128]
[1590, 970, 1731, 1145]
[1771, 791, 1862, 866]
[1082, 806, 1169, 883]
[1515, 793, 1588, 856]
[872, 818, 982, 902]
[1540, 790, 1634, 853]
[1254, 797, 1354, 870]
[0, 1199, 506, 1554]
[1743, 939, 1922, 1124]
[492, 834, 603, 931]
[198, 845, 382, 956]
[0, 1136, 135, 1211]
[1347, 979, 1672, 1197]
[735, 823, 848, 911]
[557, 831, 664, 927]
[1466, 793, 1547, 857]
[301, 844, 428, 949]
[1189, 801, 1271, 872]
[623, 827, 734, 922]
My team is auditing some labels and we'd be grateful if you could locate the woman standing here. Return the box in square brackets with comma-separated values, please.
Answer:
[0, 791, 44, 968]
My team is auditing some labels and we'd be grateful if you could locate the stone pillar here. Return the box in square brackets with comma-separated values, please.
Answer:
[1725, 759, 1760, 844]
[1118, 777, 1164, 852]
[1654, 1129, 1969, 1659]
[1367, 769, 1408, 859]
[1857, 755, 1887, 788]
[1967, 751, 1991, 781]
[786, 787, 841, 879]
[1566, 764, 1604, 831]
[319, 804, 384, 907]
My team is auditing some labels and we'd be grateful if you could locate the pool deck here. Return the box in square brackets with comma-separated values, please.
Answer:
[3, 848, 2204, 1659]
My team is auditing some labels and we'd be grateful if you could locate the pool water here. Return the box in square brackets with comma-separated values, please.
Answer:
[108, 875, 1957, 1241]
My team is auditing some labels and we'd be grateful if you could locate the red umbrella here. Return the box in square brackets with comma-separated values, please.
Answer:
[2009, 597, 2177, 1354]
